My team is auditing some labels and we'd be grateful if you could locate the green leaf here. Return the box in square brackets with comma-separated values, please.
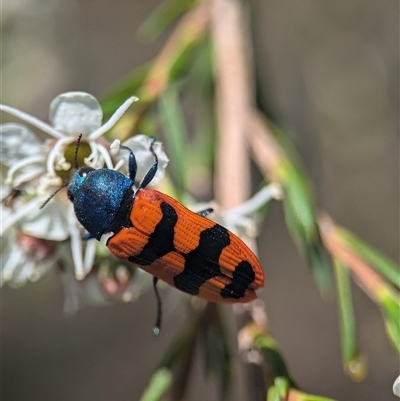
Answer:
[158, 325, 197, 369]
[185, 36, 215, 173]
[268, 379, 340, 401]
[102, 11, 208, 123]
[377, 287, 400, 354]
[191, 108, 215, 170]
[281, 163, 316, 240]
[139, 368, 173, 401]
[137, 111, 157, 138]
[282, 163, 332, 291]
[267, 386, 283, 401]
[159, 84, 188, 199]
[266, 121, 332, 291]
[198, 305, 232, 400]
[158, 324, 198, 401]
[168, 39, 203, 83]
[184, 35, 213, 100]
[182, 36, 215, 169]
[292, 391, 339, 401]
[254, 334, 296, 388]
[338, 227, 400, 289]
[274, 377, 289, 397]
[138, 0, 197, 42]
[334, 259, 358, 370]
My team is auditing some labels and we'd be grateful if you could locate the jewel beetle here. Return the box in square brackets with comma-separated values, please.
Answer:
[43, 135, 265, 335]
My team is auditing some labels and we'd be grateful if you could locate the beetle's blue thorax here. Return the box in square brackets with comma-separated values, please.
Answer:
[68, 167, 134, 240]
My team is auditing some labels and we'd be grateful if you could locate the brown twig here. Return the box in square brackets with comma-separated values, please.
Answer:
[245, 112, 393, 302]
[211, 0, 275, 399]
[319, 214, 387, 300]
[246, 111, 286, 183]
[212, 0, 251, 210]
[142, 0, 212, 102]
[118, 0, 212, 141]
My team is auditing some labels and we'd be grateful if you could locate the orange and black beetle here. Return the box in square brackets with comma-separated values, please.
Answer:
[66, 137, 264, 334]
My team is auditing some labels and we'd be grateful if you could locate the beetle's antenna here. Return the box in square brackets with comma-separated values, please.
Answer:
[152, 276, 162, 336]
[74, 134, 83, 170]
[40, 134, 82, 210]
[39, 183, 68, 209]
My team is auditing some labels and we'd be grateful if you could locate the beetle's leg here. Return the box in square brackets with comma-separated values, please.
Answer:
[196, 208, 214, 217]
[120, 145, 137, 181]
[139, 137, 158, 189]
[152, 276, 162, 336]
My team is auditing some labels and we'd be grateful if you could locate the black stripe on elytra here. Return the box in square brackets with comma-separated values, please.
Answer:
[129, 201, 177, 266]
[107, 187, 134, 234]
[220, 260, 255, 300]
[173, 224, 230, 295]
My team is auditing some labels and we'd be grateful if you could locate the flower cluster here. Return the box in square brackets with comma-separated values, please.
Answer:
[0, 91, 168, 310]
[1, 90, 279, 314]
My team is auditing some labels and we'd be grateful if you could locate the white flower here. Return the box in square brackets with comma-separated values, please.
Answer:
[0, 91, 168, 282]
[1, 92, 137, 194]
[1, 230, 59, 287]
[189, 184, 282, 239]
[394, 376, 400, 398]
[220, 183, 282, 237]
[61, 259, 152, 314]
[111, 135, 169, 187]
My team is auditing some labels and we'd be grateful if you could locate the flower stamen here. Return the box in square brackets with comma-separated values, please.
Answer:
[114, 158, 125, 172]
[13, 167, 45, 187]
[37, 174, 63, 195]
[6, 155, 45, 185]
[67, 206, 84, 279]
[46, 137, 73, 178]
[84, 240, 96, 276]
[222, 183, 282, 220]
[84, 141, 99, 167]
[1, 197, 44, 235]
[1, 246, 23, 283]
[110, 139, 121, 154]
[89, 96, 138, 141]
[0, 104, 65, 139]
[96, 142, 114, 169]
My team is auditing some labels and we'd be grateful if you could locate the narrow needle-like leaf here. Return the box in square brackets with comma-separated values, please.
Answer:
[334, 259, 358, 373]
[139, 368, 173, 401]
[159, 85, 187, 198]
[338, 227, 400, 289]
[138, 0, 197, 42]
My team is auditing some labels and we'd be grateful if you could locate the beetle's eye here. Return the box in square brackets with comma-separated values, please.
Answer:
[79, 166, 92, 178]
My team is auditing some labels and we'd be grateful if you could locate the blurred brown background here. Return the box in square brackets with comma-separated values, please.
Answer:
[1, 1, 399, 400]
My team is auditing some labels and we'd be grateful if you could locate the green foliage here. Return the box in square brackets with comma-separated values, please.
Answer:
[138, 0, 197, 42]
[281, 161, 332, 292]
[101, 63, 151, 120]
[159, 85, 188, 199]
[338, 227, 399, 289]
[334, 260, 359, 374]
[254, 333, 296, 387]
[155, 304, 233, 400]
[198, 306, 232, 400]
[267, 377, 340, 401]
[378, 287, 400, 354]
[98, 0, 400, 400]
[139, 368, 173, 401]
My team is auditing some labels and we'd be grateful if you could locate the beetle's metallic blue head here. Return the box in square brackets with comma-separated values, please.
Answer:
[67, 167, 133, 240]
[67, 166, 94, 200]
